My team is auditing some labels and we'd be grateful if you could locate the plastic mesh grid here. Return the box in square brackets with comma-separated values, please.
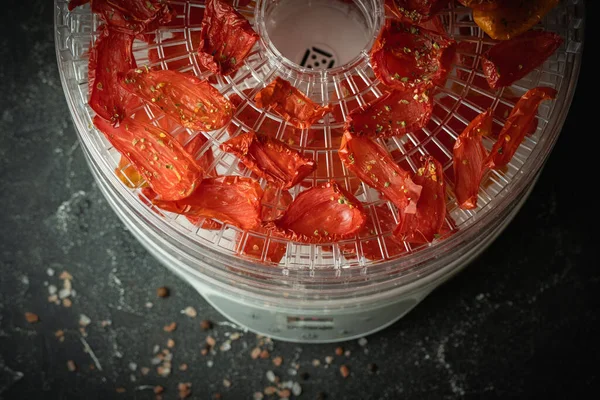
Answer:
[55, 0, 583, 271]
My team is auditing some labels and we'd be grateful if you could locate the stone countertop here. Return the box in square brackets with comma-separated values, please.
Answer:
[0, 1, 597, 399]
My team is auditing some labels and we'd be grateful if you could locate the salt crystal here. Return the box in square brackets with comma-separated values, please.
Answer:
[312, 359, 321, 367]
[253, 392, 264, 400]
[229, 332, 241, 340]
[47, 268, 55, 276]
[207, 360, 214, 368]
[182, 306, 197, 318]
[152, 345, 160, 354]
[325, 356, 334, 364]
[223, 379, 231, 388]
[145, 302, 153, 308]
[358, 337, 368, 347]
[287, 369, 297, 376]
[58, 288, 71, 299]
[130, 374, 136, 382]
[266, 370, 276, 383]
[128, 362, 137, 371]
[48, 285, 57, 295]
[79, 314, 91, 327]
[476, 293, 485, 301]
[292, 382, 302, 396]
[151, 357, 162, 366]
[21, 276, 29, 285]
[220, 341, 231, 352]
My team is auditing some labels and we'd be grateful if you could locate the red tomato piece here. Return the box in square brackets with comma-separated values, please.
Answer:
[394, 156, 446, 244]
[115, 156, 146, 189]
[457, 0, 504, 10]
[370, 20, 456, 92]
[88, 26, 138, 125]
[482, 31, 563, 89]
[94, 116, 203, 201]
[331, 76, 378, 124]
[152, 176, 263, 230]
[120, 68, 234, 131]
[453, 109, 492, 209]
[417, 15, 447, 35]
[345, 89, 433, 138]
[267, 182, 367, 244]
[238, 231, 287, 264]
[486, 87, 556, 169]
[254, 77, 333, 129]
[68, 0, 89, 11]
[221, 131, 316, 189]
[182, 133, 216, 177]
[261, 186, 293, 222]
[198, 0, 259, 76]
[91, 0, 174, 35]
[388, 0, 449, 23]
[339, 132, 423, 215]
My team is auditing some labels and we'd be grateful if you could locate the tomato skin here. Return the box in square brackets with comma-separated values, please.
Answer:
[388, 0, 449, 23]
[88, 26, 138, 125]
[94, 116, 203, 201]
[482, 31, 563, 89]
[486, 87, 557, 169]
[370, 20, 456, 92]
[453, 109, 492, 210]
[221, 131, 316, 189]
[473, 0, 559, 40]
[339, 132, 422, 215]
[153, 176, 263, 231]
[91, 0, 174, 35]
[345, 89, 433, 138]
[267, 182, 367, 244]
[254, 77, 333, 129]
[394, 156, 446, 244]
[198, 0, 259, 76]
[120, 69, 233, 131]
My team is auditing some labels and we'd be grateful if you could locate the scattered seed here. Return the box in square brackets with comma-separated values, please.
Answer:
[229, 332, 241, 340]
[344, 350, 351, 357]
[178, 382, 192, 399]
[222, 379, 231, 388]
[48, 294, 58, 304]
[157, 287, 170, 298]
[55, 330, 65, 342]
[312, 359, 321, 367]
[164, 322, 177, 332]
[266, 370, 277, 383]
[67, 360, 77, 372]
[59, 271, 73, 280]
[141, 367, 150, 375]
[179, 363, 188, 371]
[278, 389, 291, 398]
[253, 392, 264, 400]
[358, 337, 368, 347]
[79, 314, 91, 327]
[325, 356, 334, 365]
[145, 302, 153, 308]
[251, 347, 261, 359]
[200, 320, 213, 331]
[264, 386, 277, 395]
[272, 356, 283, 367]
[183, 306, 197, 318]
[219, 341, 231, 352]
[201, 344, 210, 356]
[25, 312, 39, 323]
[167, 339, 175, 348]
[206, 336, 216, 347]
[335, 347, 344, 356]
[101, 320, 112, 327]
[62, 298, 72, 308]
[340, 365, 350, 378]
[260, 349, 270, 359]
[154, 385, 165, 394]
[368, 363, 378, 373]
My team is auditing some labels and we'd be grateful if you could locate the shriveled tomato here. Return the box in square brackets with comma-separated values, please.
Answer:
[94, 116, 203, 201]
[387, 0, 449, 23]
[331, 76, 378, 124]
[394, 156, 446, 244]
[482, 31, 563, 89]
[486, 87, 557, 169]
[198, 0, 259, 76]
[238, 231, 287, 264]
[267, 182, 367, 244]
[370, 20, 456, 92]
[255, 77, 333, 129]
[339, 132, 422, 215]
[120, 68, 233, 131]
[417, 15, 447, 35]
[261, 186, 293, 222]
[473, 0, 559, 40]
[346, 89, 433, 138]
[88, 26, 138, 125]
[458, 0, 503, 10]
[182, 133, 216, 177]
[453, 109, 492, 209]
[91, 0, 174, 35]
[153, 176, 263, 230]
[221, 131, 316, 189]
[68, 0, 89, 11]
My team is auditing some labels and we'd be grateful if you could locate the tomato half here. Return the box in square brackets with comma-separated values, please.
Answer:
[486, 87, 557, 169]
[394, 156, 446, 244]
[473, 0, 559, 40]
[267, 182, 367, 244]
[254, 77, 333, 129]
[68, 0, 89, 11]
[94, 116, 203, 201]
[198, 0, 259, 76]
[453, 109, 492, 209]
[91, 0, 174, 35]
[221, 131, 316, 189]
[345, 89, 433, 138]
[482, 31, 563, 89]
[152, 176, 263, 230]
[370, 20, 456, 92]
[387, 0, 449, 23]
[339, 132, 423, 215]
[120, 68, 233, 131]
[88, 26, 138, 125]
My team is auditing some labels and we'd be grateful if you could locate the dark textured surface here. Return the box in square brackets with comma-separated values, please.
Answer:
[0, 1, 597, 399]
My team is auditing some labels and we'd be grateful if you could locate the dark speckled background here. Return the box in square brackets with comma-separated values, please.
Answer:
[0, 1, 597, 399]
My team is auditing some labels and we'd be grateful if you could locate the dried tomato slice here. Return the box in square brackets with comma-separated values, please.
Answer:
[88, 26, 138, 125]
[181, 133, 216, 177]
[115, 156, 146, 188]
[120, 68, 233, 131]
[267, 182, 367, 244]
[482, 31, 563, 89]
[453, 109, 492, 209]
[473, 0, 559, 40]
[261, 186, 293, 222]
[339, 132, 422, 215]
[68, 0, 89, 11]
[345, 89, 433, 138]
[486, 87, 557, 169]
[221, 131, 316, 189]
[91, 0, 174, 35]
[198, 0, 259, 76]
[153, 176, 263, 230]
[94, 116, 203, 201]
[388, 0, 449, 23]
[254, 77, 333, 129]
[394, 156, 446, 244]
[370, 20, 456, 92]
